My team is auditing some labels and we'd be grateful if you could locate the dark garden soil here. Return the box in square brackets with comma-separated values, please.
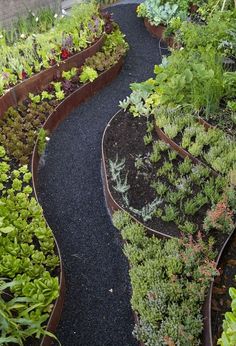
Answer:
[211, 230, 236, 345]
[103, 110, 228, 253]
[37, 4, 164, 346]
[103, 110, 180, 238]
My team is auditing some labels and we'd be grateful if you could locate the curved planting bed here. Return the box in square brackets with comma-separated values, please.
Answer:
[0, 3, 105, 102]
[32, 56, 124, 192]
[101, 110, 172, 239]
[0, 35, 104, 117]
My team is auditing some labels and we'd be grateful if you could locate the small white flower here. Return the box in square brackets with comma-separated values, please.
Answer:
[54, 13, 58, 19]
[35, 17, 39, 22]
[32, 34, 36, 38]
[62, 9, 67, 15]
[46, 137, 50, 142]
[20, 34, 26, 39]
[61, 15, 65, 19]
[0, 35, 3, 39]
[31, 12, 35, 17]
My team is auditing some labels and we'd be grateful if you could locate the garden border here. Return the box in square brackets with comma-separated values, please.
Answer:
[0, 35, 105, 117]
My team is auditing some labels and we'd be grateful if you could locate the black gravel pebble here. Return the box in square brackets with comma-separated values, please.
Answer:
[38, 4, 163, 346]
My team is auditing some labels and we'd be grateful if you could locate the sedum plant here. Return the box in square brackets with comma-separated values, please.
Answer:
[113, 211, 218, 346]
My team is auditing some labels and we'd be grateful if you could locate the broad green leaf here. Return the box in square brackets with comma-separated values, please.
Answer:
[0, 226, 15, 234]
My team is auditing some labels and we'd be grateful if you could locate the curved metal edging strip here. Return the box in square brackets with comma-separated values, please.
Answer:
[0, 35, 105, 118]
[143, 18, 175, 48]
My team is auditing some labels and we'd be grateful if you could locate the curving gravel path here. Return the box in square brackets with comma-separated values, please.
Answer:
[38, 4, 164, 346]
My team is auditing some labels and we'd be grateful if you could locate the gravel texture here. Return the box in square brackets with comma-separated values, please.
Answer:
[38, 4, 163, 346]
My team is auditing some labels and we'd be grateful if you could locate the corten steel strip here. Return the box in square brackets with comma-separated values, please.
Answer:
[143, 18, 175, 48]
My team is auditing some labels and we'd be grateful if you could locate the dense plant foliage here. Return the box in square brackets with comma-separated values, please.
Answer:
[0, 3, 104, 96]
[136, 0, 202, 26]
[0, 146, 59, 344]
[0, 26, 128, 165]
[176, 9, 236, 59]
[113, 211, 218, 346]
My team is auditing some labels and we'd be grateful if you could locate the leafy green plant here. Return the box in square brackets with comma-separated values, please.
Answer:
[218, 282, 236, 346]
[62, 67, 77, 81]
[0, 146, 60, 344]
[29, 93, 41, 104]
[79, 66, 98, 83]
[37, 129, 49, 156]
[137, 0, 180, 26]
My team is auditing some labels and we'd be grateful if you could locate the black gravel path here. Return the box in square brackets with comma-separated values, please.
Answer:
[38, 4, 163, 346]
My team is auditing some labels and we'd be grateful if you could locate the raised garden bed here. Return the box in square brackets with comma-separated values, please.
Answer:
[32, 56, 124, 193]
[0, 35, 105, 117]
[102, 110, 230, 243]
[0, 3, 105, 100]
